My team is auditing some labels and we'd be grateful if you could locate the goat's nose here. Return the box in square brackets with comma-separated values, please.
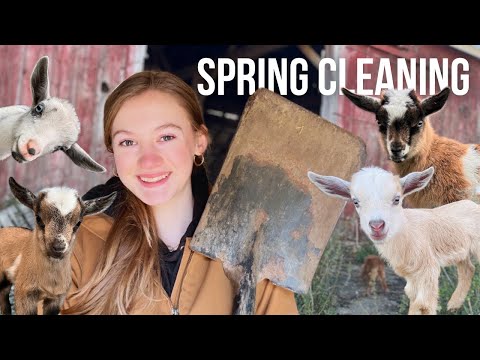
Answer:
[390, 143, 404, 154]
[369, 220, 385, 232]
[52, 241, 66, 252]
[26, 140, 39, 156]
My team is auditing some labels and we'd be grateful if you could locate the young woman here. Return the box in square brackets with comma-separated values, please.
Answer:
[61, 70, 298, 315]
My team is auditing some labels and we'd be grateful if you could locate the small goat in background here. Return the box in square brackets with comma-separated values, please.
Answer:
[342, 87, 480, 208]
[308, 166, 480, 315]
[0, 56, 105, 172]
[361, 255, 388, 296]
[0, 178, 116, 315]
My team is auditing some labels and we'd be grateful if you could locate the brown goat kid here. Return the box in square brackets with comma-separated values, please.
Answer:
[361, 255, 388, 296]
[0, 177, 116, 315]
[342, 87, 480, 208]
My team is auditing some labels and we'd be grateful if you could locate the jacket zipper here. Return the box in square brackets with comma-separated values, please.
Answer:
[160, 287, 176, 315]
[170, 250, 194, 315]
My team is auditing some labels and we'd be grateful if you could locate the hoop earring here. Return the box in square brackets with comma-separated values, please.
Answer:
[194, 154, 205, 167]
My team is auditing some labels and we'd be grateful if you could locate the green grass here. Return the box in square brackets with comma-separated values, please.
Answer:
[295, 218, 382, 315]
[398, 263, 480, 315]
[295, 219, 351, 315]
[353, 242, 379, 264]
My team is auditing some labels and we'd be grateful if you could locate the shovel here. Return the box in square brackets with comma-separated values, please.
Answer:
[190, 88, 366, 314]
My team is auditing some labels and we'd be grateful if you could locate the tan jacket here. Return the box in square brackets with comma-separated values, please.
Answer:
[62, 214, 298, 315]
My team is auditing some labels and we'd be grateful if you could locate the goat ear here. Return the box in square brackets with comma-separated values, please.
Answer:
[341, 87, 381, 113]
[8, 177, 36, 210]
[82, 191, 117, 217]
[400, 166, 435, 197]
[421, 87, 450, 116]
[307, 171, 351, 201]
[30, 56, 50, 105]
[63, 143, 106, 173]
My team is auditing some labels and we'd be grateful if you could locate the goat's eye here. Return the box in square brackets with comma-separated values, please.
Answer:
[36, 215, 45, 229]
[34, 103, 45, 115]
[393, 196, 400, 206]
[417, 120, 423, 128]
[352, 199, 360, 208]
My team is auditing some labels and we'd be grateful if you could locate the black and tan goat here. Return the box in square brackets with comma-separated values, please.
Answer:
[342, 87, 480, 208]
[0, 178, 116, 315]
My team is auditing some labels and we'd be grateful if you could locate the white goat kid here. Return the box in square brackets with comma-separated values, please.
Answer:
[0, 177, 116, 315]
[0, 56, 105, 172]
[308, 166, 480, 315]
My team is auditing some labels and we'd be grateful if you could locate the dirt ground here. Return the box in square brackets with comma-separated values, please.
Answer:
[334, 237, 406, 315]
[330, 218, 407, 315]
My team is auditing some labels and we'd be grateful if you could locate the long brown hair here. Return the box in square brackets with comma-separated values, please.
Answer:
[64, 71, 208, 314]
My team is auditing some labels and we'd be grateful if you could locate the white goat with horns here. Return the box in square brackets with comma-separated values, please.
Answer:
[0, 56, 105, 172]
[308, 166, 480, 315]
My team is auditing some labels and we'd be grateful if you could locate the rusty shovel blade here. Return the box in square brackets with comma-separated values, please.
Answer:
[191, 89, 366, 314]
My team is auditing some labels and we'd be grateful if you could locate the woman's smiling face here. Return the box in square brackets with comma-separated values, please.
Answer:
[111, 90, 207, 206]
